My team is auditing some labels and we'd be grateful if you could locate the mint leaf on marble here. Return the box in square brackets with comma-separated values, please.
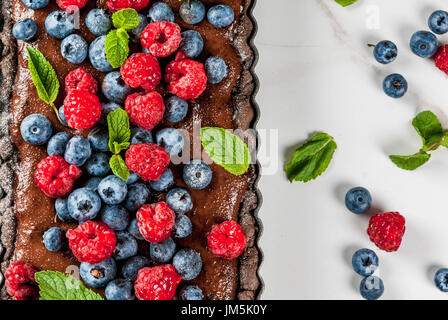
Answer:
[284, 133, 337, 183]
[389, 152, 431, 171]
[412, 110, 443, 151]
[335, 0, 358, 7]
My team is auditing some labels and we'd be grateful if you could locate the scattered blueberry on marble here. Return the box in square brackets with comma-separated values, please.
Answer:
[383, 73, 408, 98]
[67, 188, 101, 221]
[173, 248, 202, 280]
[83, 177, 102, 193]
[85, 152, 111, 177]
[183, 160, 212, 190]
[86, 9, 112, 36]
[179, 285, 203, 300]
[47, 132, 72, 156]
[428, 10, 448, 35]
[207, 4, 235, 28]
[21, 0, 49, 10]
[205, 56, 228, 84]
[98, 175, 128, 205]
[434, 268, 448, 292]
[179, 0, 205, 25]
[61, 34, 88, 64]
[89, 35, 113, 72]
[360, 276, 384, 300]
[64, 136, 92, 166]
[345, 187, 372, 214]
[127, 218, 145, 241]
[410, 30, 438, 58]
[122, 256, 150, 281]
[88, 128, 109, 152]
[352, 248, 379, 277]
[166, 188, 192, 214]
[42, 227, 64, 252]
[164, 96, 188, 123]
[179, 30, 204, 58]
[149, 237, 176, 263]
[102, 71, 133, 104]
[174, 214, 192, 239]
[373, 40, 397, 64]
[80, 257, 117, 288]
[130, 14, 148, 40]
[125, 183, 150, 211]
[105, 279, 134, 300]
[148, 2, 174, 22]
[20, 114, 52, 146]
[13, 19, 37, 41]
[130, 127, 153, 144]
[156, 128, 184, 156]
[45, 11, 75, 39]
[113, 231, 138, 261]
[100, 205, 129, 231]
[149, 168, 174, 192]
[55, 198, 74, 222]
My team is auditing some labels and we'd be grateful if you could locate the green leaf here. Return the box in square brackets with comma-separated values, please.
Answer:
[201, 127, 251, 175]
[412, 110, 443, 150]
[107, 108, 131, 154]
[112, 8, 140, 30]
[105, 29, 129, 68]
[26, 47, 59, 106]
[440, 132, 448, 148]
[335, 0, 358, 7]
[284, 133, 337, 183]
[110, 154, 130, 181]
[389, 152, 431, 171]
[35, 271, 103, 300]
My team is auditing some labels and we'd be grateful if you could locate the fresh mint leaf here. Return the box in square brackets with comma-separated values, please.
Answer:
[201, 127, 251, 175]
[335, 0, 358, 7]
[26, 47, 59, 106]
[412, 110, 443, 150]
[107, 108, 131, 154]
[284, 133, 337, 183]
[441, 132, 448, 148]
[105, 28, 129, 68]
[389, 152, 431, 171]
[112, 8, 140, 30]
[35, 271, 103, 300]
[110, 154, 130, 181]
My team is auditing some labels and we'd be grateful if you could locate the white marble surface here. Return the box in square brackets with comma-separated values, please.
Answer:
[255, 0, 448, 299]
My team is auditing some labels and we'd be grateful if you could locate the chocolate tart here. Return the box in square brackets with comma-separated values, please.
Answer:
[0, 0, 262, 300]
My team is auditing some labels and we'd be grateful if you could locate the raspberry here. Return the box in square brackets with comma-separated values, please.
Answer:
[136, 202, 175, 242]
[165, 59, 207, 100]
[367, 212, 406, 252]
[121, 53, 161, 92]
[64, 89, 102, 130]
[125, 92, 165, 131]
[134, 265, 181, 300]
[56, 0, 87, 10]
[207, 221, 247, 259]
[66, 221, 117, 264]
[126, 144, 170, 181]
[65, 67, 98, 95]
[107, 0, 149, 11]
[34, 155, 82, 198]
[141, 22, 181, 58]
[434, 45, 448, 75]
[5, 261, 37, 300]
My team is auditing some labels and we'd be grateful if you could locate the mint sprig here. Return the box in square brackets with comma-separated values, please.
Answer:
[26, 47, 65, 126]
[200, 127, 251, 175]
[335, 0, 358, 7]
[35, 271, 103, 300]
[107, 108, 131, 181]
[390, 110, 447, 170]
[105, 8, 140, 68]
[284, 133, 337, 183]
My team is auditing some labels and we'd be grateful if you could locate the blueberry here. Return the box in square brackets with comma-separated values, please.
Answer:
[118, 171, 140, 185]
[148, 2, 175, 22]
[61, 34, 88, 64]
[45, 11, 75, 39]
[113, 231, 138, 261]
[85, 152, 110, 177]
[55, 198, 74, 222]
[88, 128, 109, 152]
[174, 214, 192, 239]
[80, 257, 117, 289]
[64, 136, 92, 166]
[345, 187, 372, 214]
[164, 96, 188, 123]
[410, 30, 438, 58]
[102, 71, 133, 104]
[207, 4, 234, 28]
[131, 127, 153, 144]
[179, 0, 205, 25]
[125, 183, 150, 211]
[149, 168, 174, 192]
[12, 19, 37, 41]
[127, 218, 144, 240]
[352, 249, 378, 277]
[100, 205, 129, 231]
[360, 276, 384, 300]
[105, 279, 134, 300]
[89, 36, 113, 72]
[205, 56, 228, 84]
[98, 175, 128, 205]
[383, 73, 408, 99]
[166, 188, 192, 214]
[183, 160, 212, 190]
[434, 268, 448, 292]
[47, 132, 72, 156]
[101, 102, 122, 125]
[173, 248, 202, 280]
[67, 188, 101, 221]
[429, 10, 448, 35]
[86, 9, 112, 36]
[156, 128, 184, 156]
[20, 114, 52, 145]
[122, 256, 150, 281]
[179, 285, 203, 300]
[149, 237, 176, 263]
[179, 30, 204, 58]
[42, 227, 64, 252]
[372, 41, 397, 64]
[57, 105, 68, 126]
[83, 177, 102, 192]
[130, 14, 148, 39]
[21, 0, 49, 9]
